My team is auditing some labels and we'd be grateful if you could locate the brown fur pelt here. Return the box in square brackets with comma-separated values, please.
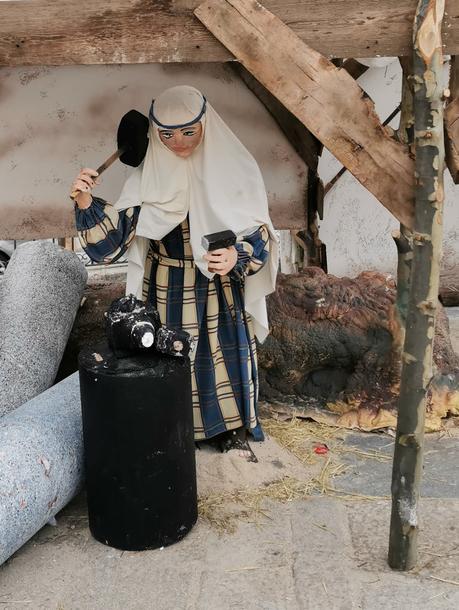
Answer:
[258, 267, 459, 431]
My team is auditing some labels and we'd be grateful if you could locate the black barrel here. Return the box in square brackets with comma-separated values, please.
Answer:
[78, 342, 197, 551]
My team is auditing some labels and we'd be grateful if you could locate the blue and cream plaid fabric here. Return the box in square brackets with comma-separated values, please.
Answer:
[74, 197, 139, 264]
[75, 196, 270, 441]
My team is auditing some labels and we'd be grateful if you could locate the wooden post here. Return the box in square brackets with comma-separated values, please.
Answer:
[392, 56, 415, 344]
[388, 0, 445, 571]
[295, 170, 326, 270]
[57, 237, 75, 251]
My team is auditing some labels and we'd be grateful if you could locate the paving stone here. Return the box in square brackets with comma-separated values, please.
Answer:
[336, 432, 459, 499]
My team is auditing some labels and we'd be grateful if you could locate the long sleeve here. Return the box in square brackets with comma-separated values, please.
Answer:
[228, 224, 270, 282]
[74, 195, 140, 264]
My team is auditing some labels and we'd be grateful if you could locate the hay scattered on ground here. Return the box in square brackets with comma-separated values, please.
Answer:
[198, 466, 385, 535]
[260, 416, 342, 464]
[199, 476, 318, 534]
[261, 415, 391, 464]
[198, 416, 390, 534]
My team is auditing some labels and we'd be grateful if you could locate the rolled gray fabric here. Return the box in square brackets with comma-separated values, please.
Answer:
[0, 241, 87, 416]
[0, 373, 84, 566]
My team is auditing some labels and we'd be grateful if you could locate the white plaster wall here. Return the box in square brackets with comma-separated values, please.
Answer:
[318, 59, 459, 291]
[0, 63, 307, 239]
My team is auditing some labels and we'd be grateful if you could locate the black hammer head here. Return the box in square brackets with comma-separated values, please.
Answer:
[202, 230, 237, 252]
[117, 110, 149, 167]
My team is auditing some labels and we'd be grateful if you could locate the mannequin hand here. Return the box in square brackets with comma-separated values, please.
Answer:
[70, 167, 100, 209]
[203, 246, 238, 276]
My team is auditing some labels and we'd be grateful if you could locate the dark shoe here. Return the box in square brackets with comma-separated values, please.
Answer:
[218, 428, 258, 463]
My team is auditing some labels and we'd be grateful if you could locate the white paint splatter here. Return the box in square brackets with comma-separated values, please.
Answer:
[398, 498, 418, 528]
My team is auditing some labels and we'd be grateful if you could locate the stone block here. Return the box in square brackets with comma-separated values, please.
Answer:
[0, 241, 87, 416]
[0, 373, 84, 566]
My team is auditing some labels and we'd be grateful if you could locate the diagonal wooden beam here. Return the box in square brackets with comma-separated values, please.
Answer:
[234, 60, 370, 171]
[195, 0, 415, 228]
[324, 104, 402, 195]
[231, 64, 322, 171]
[231, 64, 326, 270]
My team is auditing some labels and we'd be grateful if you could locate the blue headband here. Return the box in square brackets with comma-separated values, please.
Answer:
[149, 96, 207, 129]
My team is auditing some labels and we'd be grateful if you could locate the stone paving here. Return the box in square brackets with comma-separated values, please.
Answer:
[1, 428, 459, 610]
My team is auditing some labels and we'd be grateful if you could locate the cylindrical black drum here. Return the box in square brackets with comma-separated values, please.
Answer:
[78, 342, 197, 551]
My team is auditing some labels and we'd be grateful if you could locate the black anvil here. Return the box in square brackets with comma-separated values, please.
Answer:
[105, 294, 195, 359]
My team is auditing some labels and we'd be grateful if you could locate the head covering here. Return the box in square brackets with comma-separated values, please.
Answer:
[114, 85, 279, 342]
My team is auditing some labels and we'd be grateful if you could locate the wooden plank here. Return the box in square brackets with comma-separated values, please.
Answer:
[1, 1, 459, 66]
[445, 56, 459, 183]
[195, 0, 415, 228]
[232, 64, 322, 171]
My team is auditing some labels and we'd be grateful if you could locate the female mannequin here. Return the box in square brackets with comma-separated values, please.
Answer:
[71, 85, 279, 461]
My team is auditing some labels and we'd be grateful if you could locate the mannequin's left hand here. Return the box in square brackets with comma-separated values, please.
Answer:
[203, 246, 238, 276]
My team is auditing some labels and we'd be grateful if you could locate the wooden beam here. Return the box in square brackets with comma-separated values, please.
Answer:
[195, 0, 415, 228]
[445, 56, 459, 183]
[232, 64, 322, 171]
[324, 103, 402, 194]
[1, 1, 459, 66]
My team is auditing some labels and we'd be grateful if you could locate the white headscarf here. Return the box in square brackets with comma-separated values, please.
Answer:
[114, 85, 279, 342]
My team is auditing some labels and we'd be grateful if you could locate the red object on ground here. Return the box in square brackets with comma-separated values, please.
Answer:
[313, 444, 329, 455]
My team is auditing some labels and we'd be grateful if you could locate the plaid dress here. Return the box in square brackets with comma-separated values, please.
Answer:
[75, 196, 270, 441]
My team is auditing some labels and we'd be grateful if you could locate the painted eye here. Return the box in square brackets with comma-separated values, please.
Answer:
[183, 130, 196, 137]
[160, 132, 173, 139]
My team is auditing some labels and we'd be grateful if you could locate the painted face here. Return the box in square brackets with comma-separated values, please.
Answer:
[158, 122, 203, 158]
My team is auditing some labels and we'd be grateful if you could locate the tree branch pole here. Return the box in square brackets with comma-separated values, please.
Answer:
[388, 0, 446, 571]
[392, 56, 415, 352]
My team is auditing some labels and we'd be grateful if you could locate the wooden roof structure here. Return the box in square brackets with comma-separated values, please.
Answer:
[1, 0, 458, 65]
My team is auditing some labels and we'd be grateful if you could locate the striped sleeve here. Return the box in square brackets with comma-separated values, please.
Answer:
[74, 195, 140, 264]
[228, 224, 270, 282]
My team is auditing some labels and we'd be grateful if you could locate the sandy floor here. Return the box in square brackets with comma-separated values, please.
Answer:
[195, 435, 314, 497]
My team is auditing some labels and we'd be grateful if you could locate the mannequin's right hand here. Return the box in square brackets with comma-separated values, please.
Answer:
[70, 167, 100, 208]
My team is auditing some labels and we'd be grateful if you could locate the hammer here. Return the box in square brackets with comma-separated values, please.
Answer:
[202, 230, 237, 252]
[71, 109, 149, 199]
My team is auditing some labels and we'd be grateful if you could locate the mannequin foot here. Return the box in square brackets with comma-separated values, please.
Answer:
[218, 427, 258, 463]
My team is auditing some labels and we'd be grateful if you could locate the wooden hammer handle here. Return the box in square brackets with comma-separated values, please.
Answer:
[70, 145, 128, 199]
